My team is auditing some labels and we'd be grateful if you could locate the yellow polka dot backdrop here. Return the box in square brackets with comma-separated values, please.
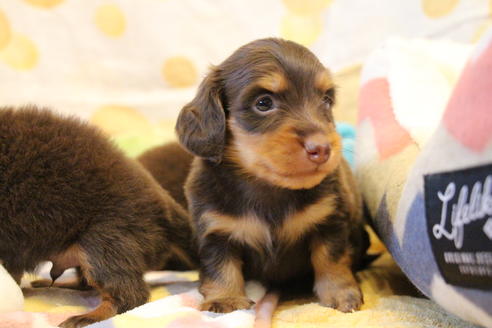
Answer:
[0, 10, 11, 50]
[90, 105, 151, 137]
[162, 56, 198, 88]
[280, 13, 323, 46]
[94, 4, 126, 38]
[0, 33, 38, 70]
[421, 0, 460, 18]
[23, 0, 65, 8]
[282, 0, 332, 15]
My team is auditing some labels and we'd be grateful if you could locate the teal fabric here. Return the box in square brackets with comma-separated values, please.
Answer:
[336, 122, 356, 167]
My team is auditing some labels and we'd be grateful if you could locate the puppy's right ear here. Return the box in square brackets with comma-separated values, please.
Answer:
[175, 68, 226, 163]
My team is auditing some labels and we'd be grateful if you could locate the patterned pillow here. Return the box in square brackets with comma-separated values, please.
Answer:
[356, 30, 492, 328]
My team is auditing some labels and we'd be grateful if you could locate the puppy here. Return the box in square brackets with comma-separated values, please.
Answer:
[138, 142, 193, 210]
[0, 107, 198, 328]
[175, 38, 370, 313]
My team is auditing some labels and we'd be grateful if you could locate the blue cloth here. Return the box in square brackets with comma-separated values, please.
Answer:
[336, 122, 356, 167]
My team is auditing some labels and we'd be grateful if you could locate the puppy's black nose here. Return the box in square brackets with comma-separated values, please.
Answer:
[304, 140, 330, 164]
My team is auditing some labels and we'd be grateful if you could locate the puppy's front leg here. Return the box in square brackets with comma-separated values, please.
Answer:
[199, 234, 254, 313]
[310, 234, 362, 312]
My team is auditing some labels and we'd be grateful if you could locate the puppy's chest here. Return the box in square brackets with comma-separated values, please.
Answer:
[203, 194, 336, 252]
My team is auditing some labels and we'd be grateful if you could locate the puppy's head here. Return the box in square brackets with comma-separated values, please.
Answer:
[176, 38, 341, 189]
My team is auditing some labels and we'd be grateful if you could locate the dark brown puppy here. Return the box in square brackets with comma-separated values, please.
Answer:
[176, 38, 370, 313]
[138, 142, 193, 210]
[0, 107, 197, 328]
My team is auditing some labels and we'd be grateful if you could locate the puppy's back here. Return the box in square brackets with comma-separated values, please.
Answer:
[138, 142, 193, 209]
[0, 107, 184, 273]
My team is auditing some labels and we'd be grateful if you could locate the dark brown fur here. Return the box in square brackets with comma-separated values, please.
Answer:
[0, 107, 198, 327]
[174, 38, 370, 313]
[138, 142, 193, 209]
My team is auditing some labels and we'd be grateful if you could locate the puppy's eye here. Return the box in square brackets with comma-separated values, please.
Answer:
[322, 88, 335, 106]
[254, 96, 274, 112]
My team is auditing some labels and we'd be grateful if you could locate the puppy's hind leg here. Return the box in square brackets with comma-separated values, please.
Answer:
[58, 245, 149, 328]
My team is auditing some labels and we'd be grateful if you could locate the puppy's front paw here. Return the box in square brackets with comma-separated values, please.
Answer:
[201, 296, 254, 313]
[317, 284, 363, 313]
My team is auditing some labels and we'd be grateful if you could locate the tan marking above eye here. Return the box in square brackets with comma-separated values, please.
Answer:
[257, 71, 288, 93]
[315, 70, 334, 92]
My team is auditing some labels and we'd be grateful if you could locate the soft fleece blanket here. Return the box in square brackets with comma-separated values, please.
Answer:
[0, 236, 479, 328]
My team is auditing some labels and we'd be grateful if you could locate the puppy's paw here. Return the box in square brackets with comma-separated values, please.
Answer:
[30, 279, 52, 288]
[58, 315, 98, 328]
[201, 296, 254, 313]
[317, 285, 363, 313]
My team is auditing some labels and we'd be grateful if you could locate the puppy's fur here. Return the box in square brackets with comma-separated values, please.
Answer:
[0, 107, 197, 327]
[175, 38, 370, 313]
[138, 142, 193, 210]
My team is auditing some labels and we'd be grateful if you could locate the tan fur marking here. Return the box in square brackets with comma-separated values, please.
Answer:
[200, 258, 245, 300]
[202, 211, 271, 253]
[57, 249, 120, 326]
[82, 292, 118, 319]
[279, 195, 336, 245]
[257, 72, 287, 93]
[323, 129, 343, 176]
[311, 239, 352, 278]
[315, 70, 334, 91]
[62, 292, 118, 326]
[310, 238, 362, 311]
[337, 159, 363, 223]
[227, 117, 342, 189]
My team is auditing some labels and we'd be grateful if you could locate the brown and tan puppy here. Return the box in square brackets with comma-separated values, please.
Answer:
[0, 106, 198, 328]
[175, 38, 370, 314]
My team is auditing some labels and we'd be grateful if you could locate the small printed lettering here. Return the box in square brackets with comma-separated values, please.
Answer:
[444, 251, 492, 265]
[476, 252, 492, 265]
[458, 265, 492, 277]
[444, 252, 476, 264]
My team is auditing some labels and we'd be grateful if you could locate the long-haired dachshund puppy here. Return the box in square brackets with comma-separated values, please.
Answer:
[175, 38, 370, 314]
[0, 107, 197, 328]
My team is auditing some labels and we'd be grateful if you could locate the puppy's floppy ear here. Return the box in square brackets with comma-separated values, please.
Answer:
[175, 68, 226, 163]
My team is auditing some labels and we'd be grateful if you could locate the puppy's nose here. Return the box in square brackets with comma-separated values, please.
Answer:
[304, 140, 330, 164]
